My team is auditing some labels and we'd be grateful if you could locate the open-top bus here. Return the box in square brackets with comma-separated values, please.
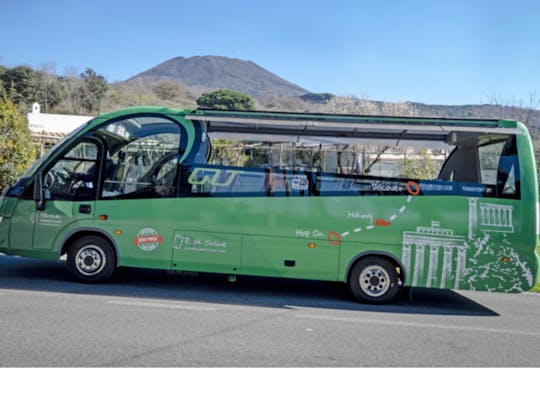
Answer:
[0, 107, 538, 303]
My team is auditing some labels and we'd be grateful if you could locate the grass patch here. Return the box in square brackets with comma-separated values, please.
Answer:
[531, 283, 540, 293]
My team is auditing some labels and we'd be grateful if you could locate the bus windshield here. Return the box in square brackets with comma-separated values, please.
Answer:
[22, 122, 90, 180]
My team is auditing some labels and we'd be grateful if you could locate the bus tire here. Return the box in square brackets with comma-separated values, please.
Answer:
[348, 256, 399, 304]
[67, 235, 116, 283]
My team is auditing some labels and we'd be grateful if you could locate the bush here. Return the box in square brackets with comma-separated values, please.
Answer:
[0, 96, 38, 192]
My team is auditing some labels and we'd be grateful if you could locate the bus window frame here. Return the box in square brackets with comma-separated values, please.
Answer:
[90, 113, 189, 200]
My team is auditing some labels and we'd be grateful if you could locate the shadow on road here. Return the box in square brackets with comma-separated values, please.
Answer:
[0, 255, 499, 316]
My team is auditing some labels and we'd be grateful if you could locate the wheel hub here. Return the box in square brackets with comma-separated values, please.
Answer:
[359, 265, 390, 297]
[369, 275, 380, 286]
[75, 245, 106, 276]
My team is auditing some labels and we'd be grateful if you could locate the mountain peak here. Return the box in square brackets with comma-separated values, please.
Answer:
[126, 55, 308, 99]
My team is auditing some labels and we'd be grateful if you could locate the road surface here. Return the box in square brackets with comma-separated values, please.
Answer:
[1, 254, 539, 366]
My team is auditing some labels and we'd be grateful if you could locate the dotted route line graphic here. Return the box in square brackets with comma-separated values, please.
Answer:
[332, 180, 420, 244]
[339, 194, 413, 238]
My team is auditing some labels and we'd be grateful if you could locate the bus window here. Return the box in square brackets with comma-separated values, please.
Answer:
[478, 137, 520, 198]
[43, 141, 99, 201]
[95, 116, 183, 199]
[438, 145, 479, 183]
[479, 141, 505, 185]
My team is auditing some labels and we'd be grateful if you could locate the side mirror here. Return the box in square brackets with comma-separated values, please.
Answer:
[33, 171, 45, 211]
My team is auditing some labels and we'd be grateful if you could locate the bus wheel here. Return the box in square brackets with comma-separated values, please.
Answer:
[348, 256, 399, 304]
[67, 235, 116, 283]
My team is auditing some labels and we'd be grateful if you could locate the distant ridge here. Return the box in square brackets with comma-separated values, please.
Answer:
[126, 55, 308, 99]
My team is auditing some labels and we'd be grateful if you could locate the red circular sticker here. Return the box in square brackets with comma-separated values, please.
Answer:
[406, 181, 421, 196]
[327, 231, 341, 246]
[133, 228, 163, 251]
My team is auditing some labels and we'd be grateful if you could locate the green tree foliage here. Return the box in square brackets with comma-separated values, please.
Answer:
[197, 90, 255, 165]
[77, 68, 108, 113]
[0, 65, 5, 97]
[400, 149, 440, 179]
[211, 139, 249, 166]
[0, 97, 38, 191]
[197, 89, 255, 110]
[0, 65, 64, 112]
[0, 65, 37, 107]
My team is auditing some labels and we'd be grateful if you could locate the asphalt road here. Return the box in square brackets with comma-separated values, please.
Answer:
[1, 254, 539, 367]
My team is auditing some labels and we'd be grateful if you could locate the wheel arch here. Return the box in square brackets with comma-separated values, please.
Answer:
[58, 228, 120, 267]
[344, 250, 406, 285]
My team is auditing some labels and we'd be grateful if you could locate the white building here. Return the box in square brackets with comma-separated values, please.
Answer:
[27, 103, 93, 155]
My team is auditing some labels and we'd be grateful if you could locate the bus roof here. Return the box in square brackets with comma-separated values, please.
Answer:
[185, 109, 522, 145]
[95, 106, 523, 144]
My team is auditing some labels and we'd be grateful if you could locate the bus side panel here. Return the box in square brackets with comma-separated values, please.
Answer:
[171, 230, 241, 274]
[399, 196, 534, 292]
[334, 194, 535, 293]
[240, 235, 340, 280]
[92, 193, 537, 293]
[7, 199, 35, 253]
[93, 199, 178, 271]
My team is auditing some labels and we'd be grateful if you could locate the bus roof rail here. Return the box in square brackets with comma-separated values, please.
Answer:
[185, 110, 521, 141]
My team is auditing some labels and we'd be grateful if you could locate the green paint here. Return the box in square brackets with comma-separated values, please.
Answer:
[0, 107, 538, 296]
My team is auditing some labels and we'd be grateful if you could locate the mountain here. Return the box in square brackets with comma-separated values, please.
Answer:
[126, 55, 308, 99]
[122, 55, 540, 139]
[412, 103, 540, 138]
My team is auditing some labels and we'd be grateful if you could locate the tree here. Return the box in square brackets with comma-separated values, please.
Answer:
[0, 65, 64, 112]
[31, 65, 64, 112]
[0, 65, 5, 97]
[210, 139, 249, 166]
[153, 81, 181, 101]
[0, 97, 38, 192]
[400, 149, 440, 179]
[486, 90, 540, 126]
[197, 90, 255, 166]
[196, 89, 255, 110]
[0, 65, 38, 108]
[77, 68, 108, 113]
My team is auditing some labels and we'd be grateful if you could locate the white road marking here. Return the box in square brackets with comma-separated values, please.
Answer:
[366, 225, 374, 230]
[296, 314, 540, 337]
[354, 227, 362, 233]
[399, 206, 406, 213]
[341, 231, 349, 237]
[108, 300, 216, 311]
[389, 214, 397, 221]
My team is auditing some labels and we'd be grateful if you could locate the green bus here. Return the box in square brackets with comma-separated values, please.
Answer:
[0, 106, 538, 304]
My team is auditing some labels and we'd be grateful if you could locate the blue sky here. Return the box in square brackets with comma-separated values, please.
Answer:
[1, 0, 539, 105]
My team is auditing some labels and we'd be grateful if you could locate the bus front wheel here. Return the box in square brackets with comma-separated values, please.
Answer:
[67, 235, 116, 283]
[348, 256, 399, 304]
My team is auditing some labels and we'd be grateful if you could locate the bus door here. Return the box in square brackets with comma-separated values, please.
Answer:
[26, 140, 100, 251]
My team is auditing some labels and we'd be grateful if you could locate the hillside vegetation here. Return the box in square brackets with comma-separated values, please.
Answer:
[1, 56, 539, 142]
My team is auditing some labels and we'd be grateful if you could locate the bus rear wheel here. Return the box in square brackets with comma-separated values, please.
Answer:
[67, 235, 116, 283]
[348, 256, 399, 304]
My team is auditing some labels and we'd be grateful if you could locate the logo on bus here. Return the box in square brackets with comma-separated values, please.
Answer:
[133, 228, 163, 251]
[292, 175, 309, 191]
[188, 168, 242, 187]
